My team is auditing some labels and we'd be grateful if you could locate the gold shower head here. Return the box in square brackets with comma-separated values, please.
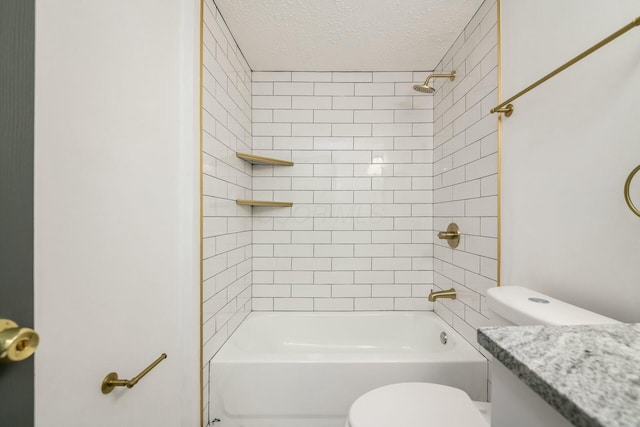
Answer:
[412, 83, 436, 93]
[413, 71, 456, 94]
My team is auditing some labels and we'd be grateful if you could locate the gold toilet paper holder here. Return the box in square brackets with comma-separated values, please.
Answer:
[101, 353, 167, 394]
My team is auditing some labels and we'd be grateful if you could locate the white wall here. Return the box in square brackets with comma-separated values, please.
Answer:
[34, 0, 200, 426]
[501, 0, 640, 322]
[250, 71, 435, 311]
[432, 0, 498, 349]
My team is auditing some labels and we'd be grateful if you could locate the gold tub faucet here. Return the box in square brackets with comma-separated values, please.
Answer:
[428, 288, 457, 302]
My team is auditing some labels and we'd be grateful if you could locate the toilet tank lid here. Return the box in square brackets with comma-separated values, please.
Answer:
[487, 286, 620, 326]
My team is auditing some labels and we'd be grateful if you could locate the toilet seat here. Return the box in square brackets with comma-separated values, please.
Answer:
[347, 383, 489, 427]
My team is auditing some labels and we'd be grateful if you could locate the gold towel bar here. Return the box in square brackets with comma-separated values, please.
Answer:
[624, 165, 640, 218]
[101, 353, 167, 394]
[492, 16, 640, 117]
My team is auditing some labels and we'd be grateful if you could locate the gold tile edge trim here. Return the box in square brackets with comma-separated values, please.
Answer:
[236, 152, 294, 166]
[236, 200, 293, 207]
[199, 0, 204, 424]
[497, 0, 502, 287]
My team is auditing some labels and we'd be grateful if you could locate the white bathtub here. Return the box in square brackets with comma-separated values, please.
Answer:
[210, 311, 488, 427]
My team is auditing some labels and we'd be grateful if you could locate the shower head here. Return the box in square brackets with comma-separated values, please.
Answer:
[412, 83, 435, 93]
[413, 71, 456, 94]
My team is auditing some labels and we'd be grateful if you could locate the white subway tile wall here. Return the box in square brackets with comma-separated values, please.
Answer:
[431, 0, 498, 352]
[202, 0, 252, 420]
[251, 71, 435, 311]
[201, 0, 498, 418]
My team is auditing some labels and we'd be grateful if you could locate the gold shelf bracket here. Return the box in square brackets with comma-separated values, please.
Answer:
[491, 16, 640, 117]
[101, 353, 167, 394]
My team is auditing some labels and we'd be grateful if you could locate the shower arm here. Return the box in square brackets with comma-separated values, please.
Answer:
[492, 16, 640, 117]
[422, 73, 456, 85]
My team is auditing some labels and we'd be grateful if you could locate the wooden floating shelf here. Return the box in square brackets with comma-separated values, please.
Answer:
[236, 200, 293, 207]
[236, 152, 294, 166]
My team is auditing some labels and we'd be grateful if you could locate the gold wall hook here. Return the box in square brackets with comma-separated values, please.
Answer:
[0, 319, 39, 363]
[101, 353, 167, 394]
[437, 223, 461, 248]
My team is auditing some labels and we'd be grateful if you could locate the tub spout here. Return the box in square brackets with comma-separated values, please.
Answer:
[428, 288, 456, 302]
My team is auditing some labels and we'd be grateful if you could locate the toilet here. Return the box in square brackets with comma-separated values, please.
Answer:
[345, 286, 619, 427]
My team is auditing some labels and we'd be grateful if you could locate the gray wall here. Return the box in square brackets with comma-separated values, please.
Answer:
[0, 1, 35, 425]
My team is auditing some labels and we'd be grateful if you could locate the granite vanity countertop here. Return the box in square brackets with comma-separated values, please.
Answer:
[478, 323, 640, 427]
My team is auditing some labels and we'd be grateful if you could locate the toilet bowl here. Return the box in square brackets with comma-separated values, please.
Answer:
[345, 286, 618, 427]
[345, 382, 490, 427]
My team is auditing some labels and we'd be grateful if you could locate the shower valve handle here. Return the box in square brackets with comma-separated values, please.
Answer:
[437, 223, 461, 249]
[437, 231, 460, 239]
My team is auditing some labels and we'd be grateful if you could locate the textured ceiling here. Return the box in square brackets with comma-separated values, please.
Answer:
[214, 0, 484, 71]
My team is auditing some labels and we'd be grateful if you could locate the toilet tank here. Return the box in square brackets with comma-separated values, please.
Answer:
[487, 286, 619, 326]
